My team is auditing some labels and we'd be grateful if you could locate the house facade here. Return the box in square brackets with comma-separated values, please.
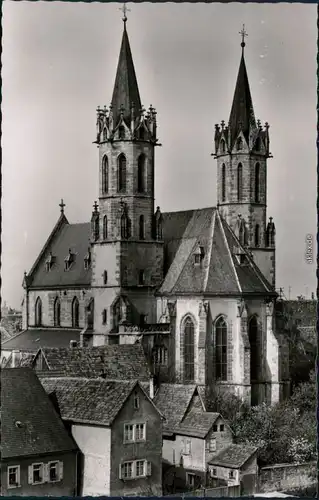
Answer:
[1, 368, 78, 497]
[20, 15, 290, 406]
[41, 377, 163, 496]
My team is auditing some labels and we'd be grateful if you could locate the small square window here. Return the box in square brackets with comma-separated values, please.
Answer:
[135, 423, 145, 441]
[49, 462, 59, 482]
[186, 473, 195, 487]
[124, 424, 134, 442]
[220, 424, 224, 432]
[136, 460, 145, 477]
[8, 466, 20, 488]
[32, 463, 44, 484]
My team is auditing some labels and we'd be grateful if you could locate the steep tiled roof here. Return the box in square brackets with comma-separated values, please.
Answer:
[160, 208, 274, 297]
[41, 377, 139, 425]
[228, 53, 257, 147]
[34, 344, 151, 380]
[28, 221, 91, 288]
[178, 409, 220, 438]
[208, 443, 258, 468]
[153, 383, 196, 433]
[2, 328, 81, 351]
[111, 24, 142, 127]
[2, 368, 77, 459]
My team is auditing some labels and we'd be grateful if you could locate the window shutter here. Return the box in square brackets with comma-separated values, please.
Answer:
[146, 461, 152, 477]
[43, 464, 49, 483]
[59, 461, 64, 481]
[28, 466, 33, 484]
[119, 464, 122, 480]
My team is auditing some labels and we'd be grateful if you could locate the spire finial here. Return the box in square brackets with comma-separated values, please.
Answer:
[59, 199, 65, 213]
[120, 2, 130, 24]
[239, 24, 248, 53]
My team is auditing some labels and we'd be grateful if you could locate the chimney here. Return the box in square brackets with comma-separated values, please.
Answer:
[149, 375, 154, 400]
[69, 340, 78, 349]
[12, 350, 20, 368]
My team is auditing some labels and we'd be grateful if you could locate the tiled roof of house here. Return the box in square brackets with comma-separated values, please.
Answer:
[2, 328, 81, 351]
[27, 217, 91, 289]
[41, 377, 141, 425]
[160, 208, 274, 297]
[153, 383, 197, 433]
[208, 443, 258, 469]
[2, 368, 77, 459]
[178, 409, 220, 438]
[34, 344, 151, 380]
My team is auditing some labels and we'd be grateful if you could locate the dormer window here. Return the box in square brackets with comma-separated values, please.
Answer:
[84, 249, 91, 270]
[45, 252, 55, 272]
[194, 246, 205, 265]
[64, 249, 74, 271]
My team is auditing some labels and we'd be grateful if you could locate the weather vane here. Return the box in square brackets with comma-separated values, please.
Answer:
[120, 2, 131, 24]
[239, 24, 248, 52]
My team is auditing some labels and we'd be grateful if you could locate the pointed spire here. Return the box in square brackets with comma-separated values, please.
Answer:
[111, 10, 142, 127]
[228, 25, 256, 147]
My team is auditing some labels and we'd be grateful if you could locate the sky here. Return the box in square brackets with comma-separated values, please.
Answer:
[2, 2, 317, 308]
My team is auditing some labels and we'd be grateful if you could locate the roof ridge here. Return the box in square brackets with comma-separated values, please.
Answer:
[162, 206, 216, 216]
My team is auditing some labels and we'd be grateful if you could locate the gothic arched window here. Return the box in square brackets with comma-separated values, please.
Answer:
[118, 154, 127, 192]
[54, 297, 61, 327]
[137, 154, 146, 193]
[139, 215, 145, 240]
[121, 214, 129, 239]
[103, 215, 108, 240]
[215, 316, 227, 381]
[35, 297, 42, 326]
[72, 297, 79, 328]
[183, 316, 195, 382]
[220, 139, 226, 153]
[237, 163, 243, 202]
[255, 137, 261, 152]
[102, 155, 109, 194]
[255, 224, 260, 247]
[248, 316, 259, 382]
[222, 163, 226, 202]
[255, 163, 260, 203]
[87, 298, 94, 329]
[237, 137, 243, 151]
[118, 125, 125, 140]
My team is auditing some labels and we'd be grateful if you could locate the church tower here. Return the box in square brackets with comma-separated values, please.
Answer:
[91, 11, 164, 343]
[213, 27, 276, 287]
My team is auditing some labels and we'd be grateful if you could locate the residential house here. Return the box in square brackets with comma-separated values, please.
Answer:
[154, 383, 234, 492]
[41, 376, 163, 496]
[208, 443, 258, 495]
[1, 368, 78, 496]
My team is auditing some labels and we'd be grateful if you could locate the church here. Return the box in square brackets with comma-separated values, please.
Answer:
[20, 15, 290, 406]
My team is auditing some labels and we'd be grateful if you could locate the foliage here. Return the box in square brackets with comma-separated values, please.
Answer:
[205, 386, 249, 427]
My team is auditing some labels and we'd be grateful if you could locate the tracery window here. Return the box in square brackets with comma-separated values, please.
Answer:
[215, 316, 227, 381]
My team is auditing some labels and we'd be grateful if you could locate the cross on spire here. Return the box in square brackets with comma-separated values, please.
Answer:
[239, 24, 248, 53]
[59, 199, 65, 213]
[120, 2, 130, 24]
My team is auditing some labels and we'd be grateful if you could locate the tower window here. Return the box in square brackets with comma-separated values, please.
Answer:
[221, 163, 226, 202]
[102, 309, 107, 325]
[121, 213, 130, 239]
[255, 137, 261, 152]
[35, 297, 42, 327]
[137, 154, 146, 193]
[154, 346, 168, 366]
[103, 270, 108, 285]
[215, 316, 227, 381]
[255, 163, 260, 203]
[118, 125, 125, 140]
[54, 297, 61, 327]
[220, 139, 226, 153]
[72, 297, 79, 328]
[183, 316, 195, 382]
[139, 270, 145, 285]
[118, 154, 127, 192]
[139, 215, 145, 240]
[236, 137, 243, 151]
[102, 155, 109, 194]
[103, 215, 108, 239]
[139, 127, 145, 140]
[64, 250, 74, 271]
[237, 163, 243, 202]
[255, 224, 260, 247]
[84, 249, 91, 270]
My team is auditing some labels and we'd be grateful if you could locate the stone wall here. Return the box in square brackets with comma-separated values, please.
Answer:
[258, 461, 316, 493]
